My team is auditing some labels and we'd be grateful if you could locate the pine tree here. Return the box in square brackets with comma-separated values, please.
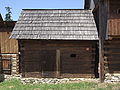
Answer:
[5, 7, 13, 21]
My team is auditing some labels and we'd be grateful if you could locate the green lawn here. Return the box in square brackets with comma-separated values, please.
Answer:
[0, 79, 120, 90]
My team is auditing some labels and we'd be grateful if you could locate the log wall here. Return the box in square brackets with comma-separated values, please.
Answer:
[104, 39, 120, 73]
[19, 40, 99, 78]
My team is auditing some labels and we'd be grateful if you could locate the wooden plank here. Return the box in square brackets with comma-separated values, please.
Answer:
[56, 49, 60, 77]
[62, 62, 95, 66]
[61, 71, 95, 74]
[41, 50, 56, 78]
[61, 66, 95, 71]
[61, 74, 95, 78]
[108, 19, 120, 35]
[108, 61, 120, 64]
[0, 32, 18, 53]
[24, 72, 42, 78]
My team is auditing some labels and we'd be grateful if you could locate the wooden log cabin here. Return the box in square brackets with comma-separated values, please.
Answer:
[86, 0, 120, 82]
[10, 9, 99, 78]
[0, 16, 18, 74]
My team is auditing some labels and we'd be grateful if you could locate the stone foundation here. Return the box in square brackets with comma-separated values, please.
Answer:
[2, 73, 120, 84]
[3, 74, 98, 84]
[105, 73, 120, 83]
[21, 78, 98, 84]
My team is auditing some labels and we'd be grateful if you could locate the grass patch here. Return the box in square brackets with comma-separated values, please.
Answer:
[0, 79, 120, 90]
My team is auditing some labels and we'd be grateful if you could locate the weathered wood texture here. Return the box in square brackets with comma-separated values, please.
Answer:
[0, 21, 16, 32]
[0, 21, 18, 54]
[0, 54, 19, 75]
[109, 0, 120, 19]
[93, 0, 109, 38]
[93, 0, 120, 82]
[108, 0, 120, 36]
[10, 9, 98, 40]
[60, 47, 96, 78]
[108, 19, 120, 36]
[19, 40, 98, 78]
[0, 32, 18, 53]
[99, 0, 109, 39]
[93, 0, 120, 37]
[97, 0, 109, 82]
[0, 59, 11, 74]
[104, 39, 120, 73]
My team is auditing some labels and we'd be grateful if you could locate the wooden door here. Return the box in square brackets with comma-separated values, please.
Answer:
[2, 59, 11, 74]
[41, 50, 56, 77]
[23, 49, 56, 78]
[0, 57, 12, 75]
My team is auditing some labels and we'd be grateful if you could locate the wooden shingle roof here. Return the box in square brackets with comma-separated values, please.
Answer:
[10, 9, 98, 40]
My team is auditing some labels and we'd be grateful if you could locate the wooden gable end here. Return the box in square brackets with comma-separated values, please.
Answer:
[0, 21, 18, 53]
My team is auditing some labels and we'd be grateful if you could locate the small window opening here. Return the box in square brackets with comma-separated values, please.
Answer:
[70, 54, 76, 58]
[117, 9, 120, 14]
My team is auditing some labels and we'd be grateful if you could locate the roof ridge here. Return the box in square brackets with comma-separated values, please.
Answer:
[22, 9, 92, 11]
